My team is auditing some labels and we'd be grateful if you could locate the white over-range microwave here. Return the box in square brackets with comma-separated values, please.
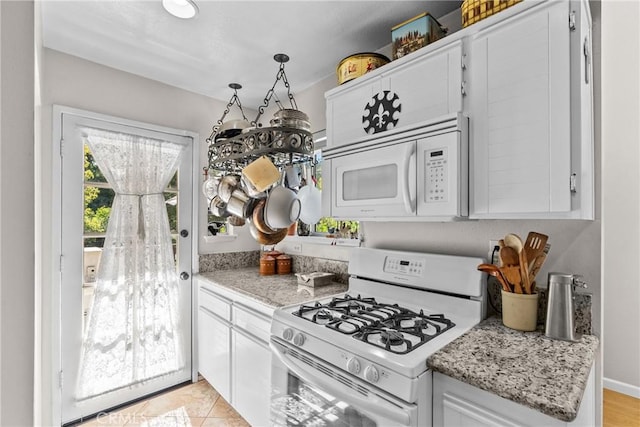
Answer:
[322, 113, 468, 220]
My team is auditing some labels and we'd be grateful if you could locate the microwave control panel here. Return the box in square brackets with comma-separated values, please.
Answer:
[416, 128, 468, 218]
[383, 256, 425, 277]
[425, 147, 449, 203]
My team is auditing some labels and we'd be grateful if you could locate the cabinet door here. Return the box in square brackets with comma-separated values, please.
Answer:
[469, 1, 573, 217]
[197, 306, 231, 401]
[384, 41, 463, 127]
[326, 79, 381, 148]
[231, 328, 271, 427]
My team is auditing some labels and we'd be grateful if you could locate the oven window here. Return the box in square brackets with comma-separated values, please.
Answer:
[342, 164, 398, 201]
[271, 373, 377, 427]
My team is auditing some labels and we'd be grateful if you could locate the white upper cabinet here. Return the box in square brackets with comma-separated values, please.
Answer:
[323, 0, 593, 220]
[467, 0, 593, 219]
[326, 41, 463, 148]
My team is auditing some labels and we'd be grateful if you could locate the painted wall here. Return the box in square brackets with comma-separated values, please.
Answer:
[601, 0, 640, 396]
[0, 1, 35, 425]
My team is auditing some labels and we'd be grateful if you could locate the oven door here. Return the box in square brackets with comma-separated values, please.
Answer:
[270, 338, 419, 427]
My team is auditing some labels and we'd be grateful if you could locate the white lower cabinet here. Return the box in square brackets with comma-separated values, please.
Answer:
[197, 279, 273, 426]
[433, 369, 595, 427]
[197, 305, 231, 401]
[231, 326, 271, 426]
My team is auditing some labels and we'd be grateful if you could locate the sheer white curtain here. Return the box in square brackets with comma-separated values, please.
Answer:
[77, 128, 186, 400]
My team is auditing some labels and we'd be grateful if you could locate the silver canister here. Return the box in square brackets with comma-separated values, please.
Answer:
[545, 273, 587, 342]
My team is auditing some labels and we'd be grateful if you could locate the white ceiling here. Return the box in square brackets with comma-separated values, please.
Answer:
[41, 1, 462, 107]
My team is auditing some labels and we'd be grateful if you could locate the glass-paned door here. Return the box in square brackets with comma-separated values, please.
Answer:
[60, 112, 194, 424]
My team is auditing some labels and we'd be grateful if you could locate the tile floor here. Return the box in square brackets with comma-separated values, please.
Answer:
[78, 379, 250, 427]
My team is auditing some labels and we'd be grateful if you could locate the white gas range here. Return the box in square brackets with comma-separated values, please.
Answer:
[269, 247, 486, 427]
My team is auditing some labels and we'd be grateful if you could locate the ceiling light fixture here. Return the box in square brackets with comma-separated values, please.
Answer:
[162, 0, 198, 19]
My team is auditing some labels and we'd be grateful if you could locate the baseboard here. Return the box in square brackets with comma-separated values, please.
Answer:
[604, 377, 640, 399]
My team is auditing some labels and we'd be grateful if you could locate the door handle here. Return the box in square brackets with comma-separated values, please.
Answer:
[402, 143, 416, 214]
[583, 36, 590, 84]
[180, 272, 190, 280]
[180, 229, 189, 238]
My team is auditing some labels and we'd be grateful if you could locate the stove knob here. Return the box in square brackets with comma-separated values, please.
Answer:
[346, 357, 361, 374]
[364, 365, 379, 383]
[282, 328, 294, 341]
[293, 333, 306, 346]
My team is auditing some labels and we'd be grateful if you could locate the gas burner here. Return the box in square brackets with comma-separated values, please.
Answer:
[313, 309, 334, 324]
[380, 329, 405, 346]
[328, 294, 378, 312]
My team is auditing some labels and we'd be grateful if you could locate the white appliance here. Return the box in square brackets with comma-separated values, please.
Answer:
[269, 248, 486, 427]
[322, 113, 468, 220]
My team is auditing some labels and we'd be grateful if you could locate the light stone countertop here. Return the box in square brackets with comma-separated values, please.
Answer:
[427, 316, 600, 422]
[198, 268, 348, 309]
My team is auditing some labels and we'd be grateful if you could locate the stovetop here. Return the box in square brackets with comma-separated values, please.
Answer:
[293, 294, 455, 355]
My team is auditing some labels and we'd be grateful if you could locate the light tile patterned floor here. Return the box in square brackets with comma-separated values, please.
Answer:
[78, 379, 250, 427]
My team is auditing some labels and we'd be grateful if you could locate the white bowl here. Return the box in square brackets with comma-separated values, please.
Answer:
[264, 185, 301, 229]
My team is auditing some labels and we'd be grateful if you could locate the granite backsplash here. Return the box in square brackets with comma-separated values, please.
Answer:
[487, 278, 592, 335]
[199, 252, 349, 284]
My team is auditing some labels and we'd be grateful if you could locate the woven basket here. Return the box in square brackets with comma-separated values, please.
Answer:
[461, 0, 522, 27]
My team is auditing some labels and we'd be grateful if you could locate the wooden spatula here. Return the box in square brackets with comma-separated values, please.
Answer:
[524, 232, 548, 268]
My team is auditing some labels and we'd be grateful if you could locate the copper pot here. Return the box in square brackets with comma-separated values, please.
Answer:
[252, 199, 278, 234]
[248, 220, 288, 246]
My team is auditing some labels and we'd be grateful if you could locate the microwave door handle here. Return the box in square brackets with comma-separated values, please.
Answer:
[402, 143, 416, 214]
[270, 340, 411, 426]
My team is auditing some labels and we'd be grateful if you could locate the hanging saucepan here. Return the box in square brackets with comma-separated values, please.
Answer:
[226, 188, 255, 219]
[217, 174, 241, 203]
[209, 195, 229, 217]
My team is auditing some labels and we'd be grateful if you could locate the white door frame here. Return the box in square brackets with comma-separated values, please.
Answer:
[50, 105, 200, 425]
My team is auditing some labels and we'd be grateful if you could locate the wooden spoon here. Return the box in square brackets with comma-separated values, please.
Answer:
[504, 233, 532, 293]
[501, 265, 524, 294]
[477, 264, 512, 292]
[499, 246, 519, 267]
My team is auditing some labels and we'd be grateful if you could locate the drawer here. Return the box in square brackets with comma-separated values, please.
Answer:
[232, 304, 271, 343]
[198, 287, 232, 322]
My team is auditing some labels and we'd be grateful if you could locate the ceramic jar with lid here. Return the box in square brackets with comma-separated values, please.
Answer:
[276, 254, 292, 275]
[259, 256, 276, 275]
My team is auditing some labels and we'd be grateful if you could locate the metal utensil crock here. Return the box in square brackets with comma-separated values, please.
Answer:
[545, 273, 587, 342]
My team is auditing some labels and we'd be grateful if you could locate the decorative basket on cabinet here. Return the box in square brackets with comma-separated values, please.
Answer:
[461, 0, 523, 27]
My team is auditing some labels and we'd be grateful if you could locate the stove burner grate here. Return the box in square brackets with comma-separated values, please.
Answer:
[291, 294, 456, 354]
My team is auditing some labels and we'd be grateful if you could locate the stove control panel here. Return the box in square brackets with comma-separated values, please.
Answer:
[383, 256, 425, 277]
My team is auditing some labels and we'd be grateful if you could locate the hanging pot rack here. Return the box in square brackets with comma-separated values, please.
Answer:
[206, 54, 314, 174]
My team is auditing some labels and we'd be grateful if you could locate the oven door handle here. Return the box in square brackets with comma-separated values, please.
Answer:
[270, 340, 412, 426]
